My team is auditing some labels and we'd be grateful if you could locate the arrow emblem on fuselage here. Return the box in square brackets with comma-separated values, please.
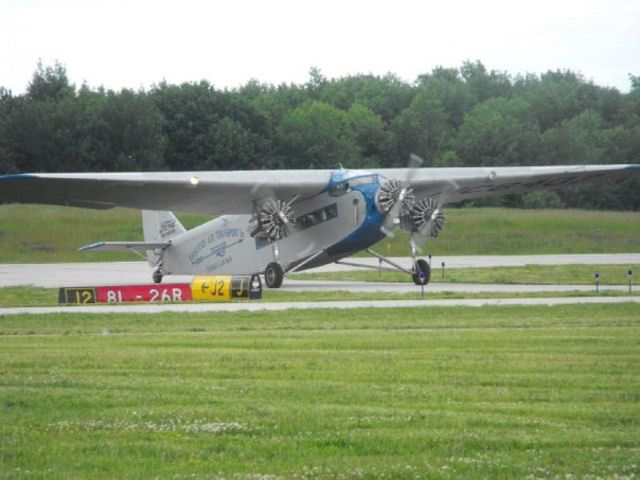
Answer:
[191, 238, 244, 265]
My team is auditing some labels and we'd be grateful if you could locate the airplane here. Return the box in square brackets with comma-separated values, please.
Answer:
[1, 163, 638, 288]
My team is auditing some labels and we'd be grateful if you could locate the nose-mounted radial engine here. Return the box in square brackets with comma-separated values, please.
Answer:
[375, 177, 446, 285]
[249, 196, 297, 289]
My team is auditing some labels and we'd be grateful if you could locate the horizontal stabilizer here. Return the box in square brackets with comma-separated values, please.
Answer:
[79, 241, 171, 252]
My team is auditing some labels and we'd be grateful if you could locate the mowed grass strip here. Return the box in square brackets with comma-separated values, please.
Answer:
[1, 205, 639, 262]
[0, 205, 209, 263]
[1, 304, 639, 478]
[371, 207, 640, 257]
[1, 284, 638, 308]
[294, 264, 640, 285]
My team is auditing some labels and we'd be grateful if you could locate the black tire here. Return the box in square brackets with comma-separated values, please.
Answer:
[264, 262, 284, 288]
[152, 270, 163, 284]
[411, 259, 431, 286]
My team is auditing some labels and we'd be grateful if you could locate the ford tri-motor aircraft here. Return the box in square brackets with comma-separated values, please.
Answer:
[1, 164, 638, 288]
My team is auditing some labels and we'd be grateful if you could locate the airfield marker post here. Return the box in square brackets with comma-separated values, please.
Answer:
[441, 261, 445, 281]
[595, 272, 600, 293]
[628, 269, 633, 294]
[378, 258, 382, 280]
[419, 271, 426, 299]
[428, 254, 432, 265]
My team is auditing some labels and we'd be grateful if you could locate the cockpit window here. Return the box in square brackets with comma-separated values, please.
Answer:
[328, 174, 379, 197]
[328, 182, 349, 197]
[349, 175, 378, 187]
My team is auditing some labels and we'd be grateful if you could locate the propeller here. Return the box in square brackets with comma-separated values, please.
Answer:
[375, 152, 454, 263]
[377, 154, 424, 236]
[250, 197, 296, 241]
[378, 179, 415, 235]
[409, 198, 445, 237]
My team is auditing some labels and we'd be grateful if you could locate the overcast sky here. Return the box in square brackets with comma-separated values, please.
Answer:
[1, 0, 639, 94]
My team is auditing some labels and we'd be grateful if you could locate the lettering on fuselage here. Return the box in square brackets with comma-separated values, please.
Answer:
[188, 228, 244, 268]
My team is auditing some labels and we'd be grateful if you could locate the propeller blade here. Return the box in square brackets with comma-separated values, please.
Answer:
[380, 199, 403, 236]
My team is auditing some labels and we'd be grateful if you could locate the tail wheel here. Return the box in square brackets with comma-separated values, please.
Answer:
[411, 259, 430, 286]
[264, 262, 284, 288]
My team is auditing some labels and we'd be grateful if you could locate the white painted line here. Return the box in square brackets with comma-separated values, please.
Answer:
[1, 296, 638, 316]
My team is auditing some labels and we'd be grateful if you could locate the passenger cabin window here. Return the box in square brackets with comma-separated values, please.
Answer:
[297, 203, 338, 230]
[255, 203, 339, 250]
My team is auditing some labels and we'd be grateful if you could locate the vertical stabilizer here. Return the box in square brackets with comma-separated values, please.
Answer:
[142, 210, 186, 265]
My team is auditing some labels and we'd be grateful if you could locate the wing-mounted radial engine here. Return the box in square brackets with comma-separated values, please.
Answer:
[375, 176, 445, 239]
[249, 196, 297, 289]
[375, 178, 416, 234]
[401, 197, 445, 238]
[375, 174, 446, 286]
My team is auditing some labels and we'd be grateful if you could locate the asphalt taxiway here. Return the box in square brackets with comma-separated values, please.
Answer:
[1, 254, 638, 288]
[1, 254, 637, 315]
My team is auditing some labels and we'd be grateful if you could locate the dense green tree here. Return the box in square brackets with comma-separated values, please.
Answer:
[318, 73, 414, 123]
[194, 117, 261, 170]
[345, 103, 392, 166]
[1, 94, 76, 172]
[278, 101, 360, 168]
[0, 88, 18, 173]
[391, 91, 452, 166]
[151, 81, 218, 170]
[97, 89, 166, 170]
[514, 70, 601, 131]
[1, 61, 639, 209]
[455, 97, 540, 166]
[460, 60, 512, 102]
[538, 110, 606, 165]
[27, 61, 75, 102]
[417, 67, 476, 128]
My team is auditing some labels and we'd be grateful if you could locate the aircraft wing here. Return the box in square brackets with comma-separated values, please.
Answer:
[378, 164, 640, 205]
[0, 170, 332, 215]
[1, 165, 638, 214]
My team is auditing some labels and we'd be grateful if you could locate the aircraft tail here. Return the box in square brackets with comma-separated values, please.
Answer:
[142, 210, 186, 265]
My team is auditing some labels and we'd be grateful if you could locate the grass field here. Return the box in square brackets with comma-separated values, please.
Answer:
[1, 304, 639, 478]
[0, 285, 637, 308]
[1, 205, 639, 262]
[293, 264, 639, 285]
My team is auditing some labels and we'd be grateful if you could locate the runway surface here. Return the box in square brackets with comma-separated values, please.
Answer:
[320, 253, 640, 271]
[1, 255, 637, 315]
[1, 296, 638, 316]
[1, 254, 638, 288]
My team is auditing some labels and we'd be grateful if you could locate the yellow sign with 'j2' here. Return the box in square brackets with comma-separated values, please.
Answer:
[191, 276, 233, 301]
[191, 275, 262, 301]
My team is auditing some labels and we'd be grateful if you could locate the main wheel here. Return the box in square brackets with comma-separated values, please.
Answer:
[152, 269, 163, 284]
[411, 258, 431, 286]
[264, 262, 284, 288]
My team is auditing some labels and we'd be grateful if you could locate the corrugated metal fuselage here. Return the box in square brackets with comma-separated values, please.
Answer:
[161, 173, 388, 276]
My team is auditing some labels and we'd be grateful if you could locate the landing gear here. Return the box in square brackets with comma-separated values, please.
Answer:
[264, 262, 284, 288]
[152, 269, 163, 284]
[334, 249, 432, 287]
[412, 258, 431, 286]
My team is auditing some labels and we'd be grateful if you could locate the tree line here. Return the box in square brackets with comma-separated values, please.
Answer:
[1, 61, 639, 210]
